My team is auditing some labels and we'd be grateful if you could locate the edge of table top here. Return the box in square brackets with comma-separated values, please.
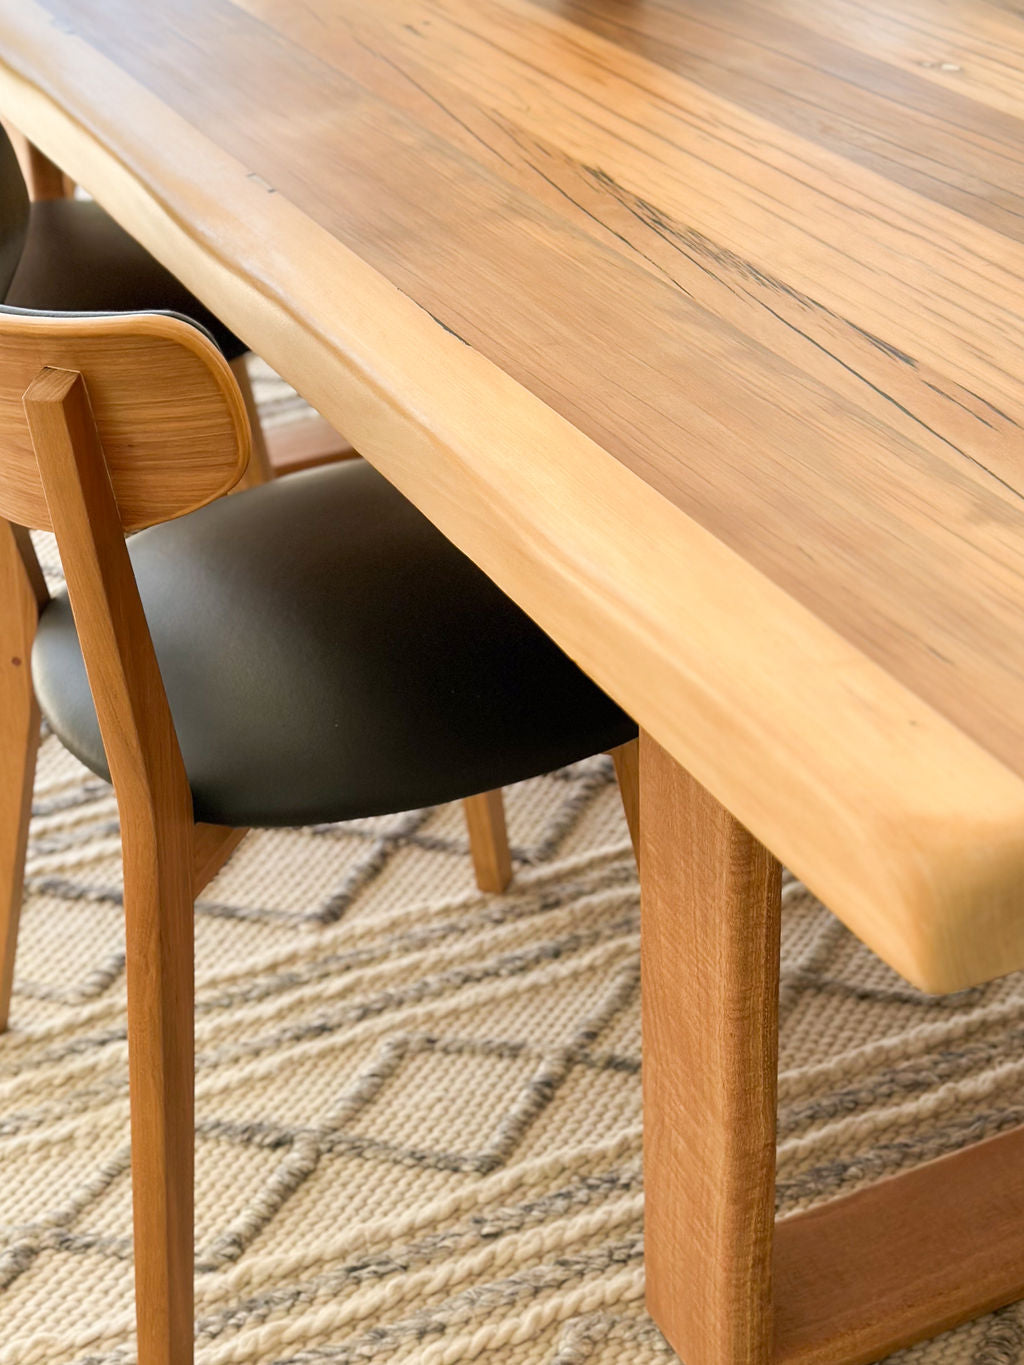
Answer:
[2, 0, 1023, 993]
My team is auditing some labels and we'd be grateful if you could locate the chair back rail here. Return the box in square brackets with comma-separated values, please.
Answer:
[0, 310, 249, 532]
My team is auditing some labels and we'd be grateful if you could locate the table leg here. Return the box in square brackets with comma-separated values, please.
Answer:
[639, 730, 1024, 1365]
[640, 730, 781, 1364]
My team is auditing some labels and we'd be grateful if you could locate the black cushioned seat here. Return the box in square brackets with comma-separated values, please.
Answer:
[32, 460, 637, 827]
[6, 199, 247, 361]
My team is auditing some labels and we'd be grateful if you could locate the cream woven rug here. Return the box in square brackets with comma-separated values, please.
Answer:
[6, 401, 1024, 1363]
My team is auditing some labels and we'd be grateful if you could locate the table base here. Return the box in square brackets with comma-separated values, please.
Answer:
[640, 730, 1024, 1364]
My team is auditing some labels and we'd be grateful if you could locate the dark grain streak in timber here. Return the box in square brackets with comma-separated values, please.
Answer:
[425, 310, 469, 345]
[922, 381, 996, 431]
[351, 34, 518, 173]
[534, 0, 1024, 240]
[26, 0, 1024, 781]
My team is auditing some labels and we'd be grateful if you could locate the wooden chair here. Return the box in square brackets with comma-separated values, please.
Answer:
[0, 122, 518, 906]
[0, 122, 273, 484]
[0, 308, 638, 1365]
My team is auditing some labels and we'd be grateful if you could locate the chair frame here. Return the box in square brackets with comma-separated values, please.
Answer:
[0, 312, 639, 1364]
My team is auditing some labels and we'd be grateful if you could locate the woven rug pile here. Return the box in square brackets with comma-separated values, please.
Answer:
[6, 399, 1024, 1363]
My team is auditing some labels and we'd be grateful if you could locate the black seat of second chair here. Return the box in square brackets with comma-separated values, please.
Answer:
[33, 457, 636, 827]
[0, 128, 246, 359]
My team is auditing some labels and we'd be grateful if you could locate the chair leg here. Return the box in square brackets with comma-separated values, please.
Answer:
[463, 789, 512, 893]
[609, 739, 639, 860]
[0, 523, 46, 1032]
[5, 127, 75, 200]
[229, 354, 274, 488]
[123, 823, 195, 1365]
[640, 730, 781, 1365]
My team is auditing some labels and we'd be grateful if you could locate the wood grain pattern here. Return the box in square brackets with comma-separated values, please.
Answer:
[774, 1124, 1024, 1364]
[0, 310, 249, 531]
[5, 0, 1024, 988]
[640, 731, 781, 1364]
[0, 521, 46, 1032]
[24, 365, 196, 1365]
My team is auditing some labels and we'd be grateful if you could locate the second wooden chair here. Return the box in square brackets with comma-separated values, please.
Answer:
[0, 308, 638, 1365]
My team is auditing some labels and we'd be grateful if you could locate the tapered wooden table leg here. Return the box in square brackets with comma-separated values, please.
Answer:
[640, 730, 781, 1365]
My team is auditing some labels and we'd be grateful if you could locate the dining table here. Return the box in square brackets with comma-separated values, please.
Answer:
[2, 0, 1024, 1361]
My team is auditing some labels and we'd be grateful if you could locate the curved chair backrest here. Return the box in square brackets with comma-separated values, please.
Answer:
[0, 126, 30, 299]
[0, 309, 250, 532]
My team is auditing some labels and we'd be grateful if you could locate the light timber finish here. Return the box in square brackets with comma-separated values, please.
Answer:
[462, 790, 512, 894]
[2, 0, 1024, 989]
[228, 354, 273, 489]
[192, 824, 248, 897]
[4, 5, 1024, 1353]
[0, 522, 46, 1032]
[640, 732, 1024, 1365]
[23, 365, 199, 1365]
[0, 310, 250, 531]
[609, 740, 639, 861]
[4, 124, 73, 198]
[640, 731, 781, 1364]
[774, 1124, 1024, 1365]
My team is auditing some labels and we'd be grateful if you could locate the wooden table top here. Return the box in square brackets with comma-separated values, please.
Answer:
[2, 0, 1024, 989]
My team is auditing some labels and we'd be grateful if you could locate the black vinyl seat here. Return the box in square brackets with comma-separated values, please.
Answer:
[6, 197, 247, 360]
[32, 459, 637, 827]
[0, 128, 244, 359]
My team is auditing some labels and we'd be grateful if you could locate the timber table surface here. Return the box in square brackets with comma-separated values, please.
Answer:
[1, 0, 1024, 990]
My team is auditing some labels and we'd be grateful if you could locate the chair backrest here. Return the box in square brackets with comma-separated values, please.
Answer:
[3, 309, 251, 872]
[0, 309, 250, 532]
[0, 126, 30, 299]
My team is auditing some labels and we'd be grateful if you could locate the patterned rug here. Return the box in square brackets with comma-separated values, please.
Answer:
[5, 444, 1024, 1364]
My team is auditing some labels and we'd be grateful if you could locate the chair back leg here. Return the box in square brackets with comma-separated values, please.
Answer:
[0, 522, 47, 1031]
[610, 739, 639, 860]
[229, 355, 274, 488]
[463, 789, 512, 892]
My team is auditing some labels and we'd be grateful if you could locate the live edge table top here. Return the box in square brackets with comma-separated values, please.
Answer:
[1, 0, 1024, 991]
